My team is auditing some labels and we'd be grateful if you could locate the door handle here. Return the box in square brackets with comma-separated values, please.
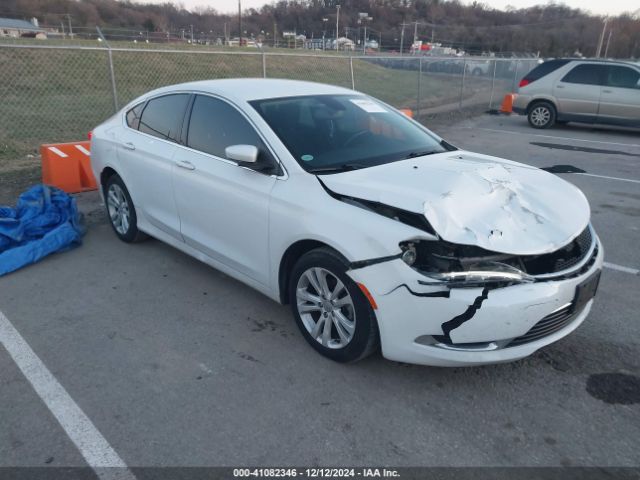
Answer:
[123, 142, 136, 150]
[556, 85, 564, 89]
[175, 160, 195, 171]
[602, 89, 612, 93]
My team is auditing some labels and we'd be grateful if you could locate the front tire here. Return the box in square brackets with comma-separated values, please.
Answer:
[289, 248, 379, 363]
[105, 174, 147, 243]
[527, 101, 556, 129]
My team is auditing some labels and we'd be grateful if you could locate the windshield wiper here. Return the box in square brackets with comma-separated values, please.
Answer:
[308, 163, 367, 174]
[403, 150, 440, 159]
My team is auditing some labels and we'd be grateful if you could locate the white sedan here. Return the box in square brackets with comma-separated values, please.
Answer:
[90, 79, 603, 366]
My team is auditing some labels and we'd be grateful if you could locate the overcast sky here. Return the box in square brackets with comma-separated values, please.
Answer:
[149, 0, 637, 16]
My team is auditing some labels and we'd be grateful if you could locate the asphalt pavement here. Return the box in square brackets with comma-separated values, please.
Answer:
[0, 113, 638, 474]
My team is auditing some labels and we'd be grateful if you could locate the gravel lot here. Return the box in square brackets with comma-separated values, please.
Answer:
[0, 113, 638, 476]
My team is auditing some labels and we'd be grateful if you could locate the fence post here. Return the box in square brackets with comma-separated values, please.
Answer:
[349, 56, 355, 90]
[459, 55, 467, 110]
[488, 59, 498, 110]
[97, 27, 119, 112]
[416, 56, 422, 119]
[512, 59, 520, 92]
[262, 52, 267, 78]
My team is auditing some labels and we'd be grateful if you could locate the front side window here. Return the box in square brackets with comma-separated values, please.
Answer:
[125, 102, 144, 129]
[250, 95, 450, 173]
[606, 66, 640, 89]
[186, 95, 272, 164]
[561, 64, 606, 86]
[139, 94, 190, 142]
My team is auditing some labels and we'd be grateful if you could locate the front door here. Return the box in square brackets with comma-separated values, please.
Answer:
[172, 94, 279, 285]
[598, 65, 640, 126]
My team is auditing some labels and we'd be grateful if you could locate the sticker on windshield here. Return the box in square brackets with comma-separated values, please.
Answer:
[350, 99, 388, 113]
[301, 154, 314, 162]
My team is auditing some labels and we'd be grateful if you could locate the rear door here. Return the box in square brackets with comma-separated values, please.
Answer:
[117, 93, 190, 240]
[172, 94, 279, 285]
[554, 63, 607, 122]
[598, 65, 640, 126]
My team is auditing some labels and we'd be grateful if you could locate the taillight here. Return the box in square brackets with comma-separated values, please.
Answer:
[519, 79, 530, 88]
[87, 131, 92, 140]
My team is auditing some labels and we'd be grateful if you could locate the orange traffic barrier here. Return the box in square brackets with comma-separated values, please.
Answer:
[40, 141, 97, 194]
[499, 93, 515, 114]
[399, 108, 414, 118]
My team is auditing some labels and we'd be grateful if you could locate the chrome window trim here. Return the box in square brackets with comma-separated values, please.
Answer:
[121, 89, 288, 180]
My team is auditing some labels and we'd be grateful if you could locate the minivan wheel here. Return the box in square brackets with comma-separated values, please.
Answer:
[528, 101, 556, 129]
[289, 247, 379, 363]
[105, 174, 147, 243]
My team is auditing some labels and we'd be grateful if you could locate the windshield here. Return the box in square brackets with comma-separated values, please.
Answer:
[250, 95, 451, 174]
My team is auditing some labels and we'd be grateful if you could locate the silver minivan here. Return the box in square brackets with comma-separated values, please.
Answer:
[513, 59, 640, 129]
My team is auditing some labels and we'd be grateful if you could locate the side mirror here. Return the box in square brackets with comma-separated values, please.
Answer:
[225, 144, 259, 164]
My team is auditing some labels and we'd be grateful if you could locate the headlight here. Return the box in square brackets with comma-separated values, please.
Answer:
[418, 261, 533, 286]
[400, 240, 532, 287]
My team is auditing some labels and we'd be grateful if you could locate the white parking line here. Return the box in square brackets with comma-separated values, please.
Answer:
[476, 127, 640, 148]
[576, 173, 640, 185]
[0, 309, 136, 480]
[604, 262, 640, 275]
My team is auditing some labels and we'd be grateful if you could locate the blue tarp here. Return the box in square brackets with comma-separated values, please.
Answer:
[0, 185, 85, 276]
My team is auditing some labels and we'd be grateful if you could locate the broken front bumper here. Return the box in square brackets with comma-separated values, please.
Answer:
[347, 237, 604, 367]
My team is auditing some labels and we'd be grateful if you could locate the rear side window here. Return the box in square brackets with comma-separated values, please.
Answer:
[561, 64, 606, 86]
[187, 95, 272, 163]
[522, 59, 570, 83]
[606, 66, 640, 89]
[139, 94, 190, 142]
[125, 103, 144, 129]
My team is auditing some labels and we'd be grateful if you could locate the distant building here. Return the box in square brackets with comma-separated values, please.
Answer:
[0, 17, 46, 39]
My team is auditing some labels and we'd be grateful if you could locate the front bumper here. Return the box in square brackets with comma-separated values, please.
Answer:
[347, 237, 604, 367]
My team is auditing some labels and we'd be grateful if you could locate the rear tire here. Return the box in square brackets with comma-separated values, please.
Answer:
[104, 174, 147, 243]
[527, 101, 556, 129]
[289, 247, 379, 363]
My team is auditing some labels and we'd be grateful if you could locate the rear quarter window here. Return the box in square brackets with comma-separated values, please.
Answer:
[523, 59, 570, 82]
[125, 103, 144, 130]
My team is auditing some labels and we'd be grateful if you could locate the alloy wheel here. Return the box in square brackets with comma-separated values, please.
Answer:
[295, 267, 356, 349]
[107, 183, 131, 235]
[530, 106, 551, 127]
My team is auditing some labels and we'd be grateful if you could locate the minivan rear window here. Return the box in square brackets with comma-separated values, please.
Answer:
[521, 59, 570, 84]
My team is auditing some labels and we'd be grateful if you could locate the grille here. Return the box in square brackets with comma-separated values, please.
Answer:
[521, 226, 593, 275]
[508, 304, 576, 347]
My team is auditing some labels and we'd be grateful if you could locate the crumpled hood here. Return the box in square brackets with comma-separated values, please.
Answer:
[321, 151, 590, 255]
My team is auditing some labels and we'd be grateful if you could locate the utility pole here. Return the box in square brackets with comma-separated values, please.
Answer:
[335, 5, 340, 51]
[190, 24, 194, 43]
[238, 0, 242, 47]
[595, 17, 608, 58]
[273, 22, 277, 48]
[400, 23, 406, 55]
[413, 21, 418, 46]
[604, 29, 613, 57]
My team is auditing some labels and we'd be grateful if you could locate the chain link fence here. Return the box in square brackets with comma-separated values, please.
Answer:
[0, 43, 539, 167]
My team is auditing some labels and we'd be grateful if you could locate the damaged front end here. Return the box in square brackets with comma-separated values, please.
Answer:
[399, 223, 597, 287]
[345, 222, 602, 366]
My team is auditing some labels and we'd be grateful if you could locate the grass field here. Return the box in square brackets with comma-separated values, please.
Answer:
[0, 41, 502, 179]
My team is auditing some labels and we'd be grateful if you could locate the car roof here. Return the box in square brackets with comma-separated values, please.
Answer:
[140, 78, 358, 104]
[554, 58, 640, 67]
